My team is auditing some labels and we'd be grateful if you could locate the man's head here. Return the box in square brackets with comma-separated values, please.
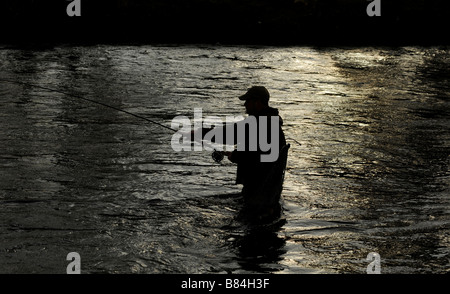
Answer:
[239, 86, 270, 115]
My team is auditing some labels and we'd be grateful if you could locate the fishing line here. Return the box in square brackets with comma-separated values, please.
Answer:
[0, 78, 225, 162]
[0, 78, 178, 133]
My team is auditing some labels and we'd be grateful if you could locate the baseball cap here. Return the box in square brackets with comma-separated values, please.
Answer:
[239, 86, 270, 103]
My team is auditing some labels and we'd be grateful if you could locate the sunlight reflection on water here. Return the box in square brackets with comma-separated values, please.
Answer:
[0, 45, 449, 273]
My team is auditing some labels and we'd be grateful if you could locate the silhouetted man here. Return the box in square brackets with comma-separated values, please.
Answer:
[194, 86, 288, 222]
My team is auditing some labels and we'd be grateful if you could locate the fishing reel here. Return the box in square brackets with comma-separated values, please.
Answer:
[212, 150, 224, 163]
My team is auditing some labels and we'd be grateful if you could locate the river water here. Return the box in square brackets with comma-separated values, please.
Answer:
[0, 45, 449, 274]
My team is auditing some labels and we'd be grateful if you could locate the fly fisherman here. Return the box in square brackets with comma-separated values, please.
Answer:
[0, 78, 290, 223]
[191, 86, 288, 223]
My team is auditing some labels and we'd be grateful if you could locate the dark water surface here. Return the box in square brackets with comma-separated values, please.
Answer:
[0, 45, 449, 274]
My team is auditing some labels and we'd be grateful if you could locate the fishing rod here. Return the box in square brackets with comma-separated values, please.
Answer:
[1, 78, 300, 163]
[0, 78, 225, 162]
